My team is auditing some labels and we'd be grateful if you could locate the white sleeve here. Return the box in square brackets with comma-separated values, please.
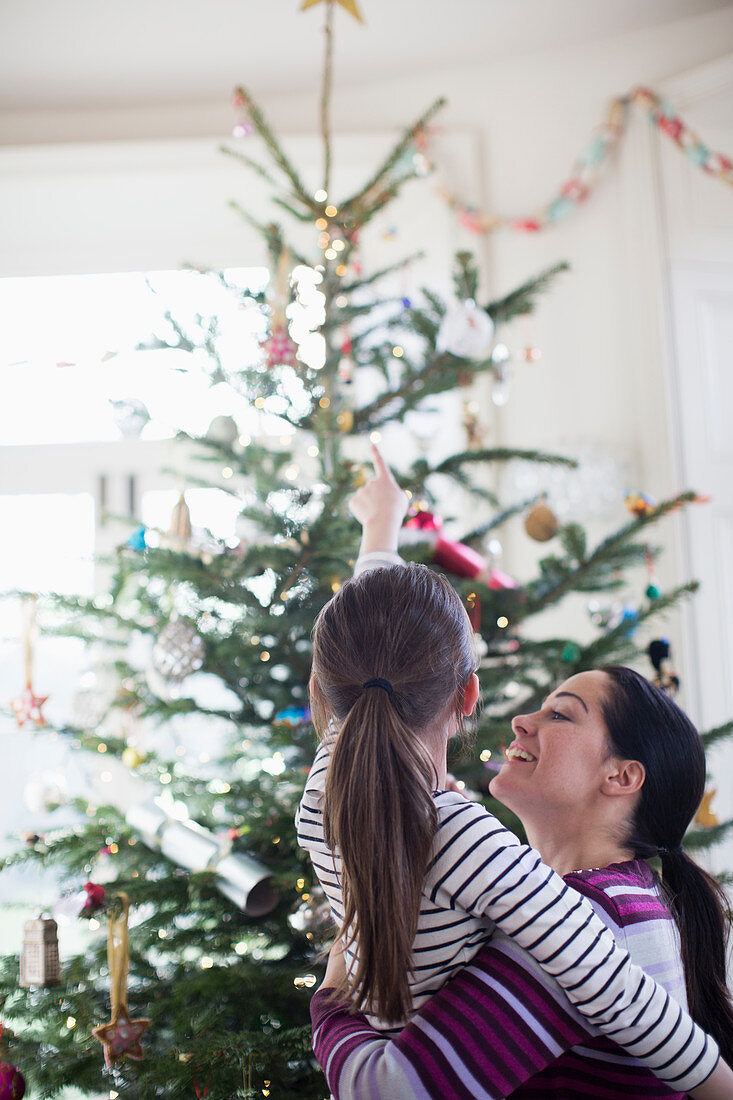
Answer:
[353, 550, 404, 576]
[430, 797, 719, 1092]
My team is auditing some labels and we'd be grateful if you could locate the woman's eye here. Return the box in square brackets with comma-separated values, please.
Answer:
[551, 710, 568, 721]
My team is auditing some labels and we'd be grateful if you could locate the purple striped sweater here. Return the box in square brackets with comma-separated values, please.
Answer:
[311, 861, 704, 1099]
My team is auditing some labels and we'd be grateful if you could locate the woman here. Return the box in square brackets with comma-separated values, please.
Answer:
[308, 450, 733, 1099]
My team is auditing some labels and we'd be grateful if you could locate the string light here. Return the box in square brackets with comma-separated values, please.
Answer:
[200, 956, 214, 969]
[314, 189, 328, 202]
[234, 942, 248, 956]
[325, 205, 338, 217]
[324, 248, 337, 260]
[315, 217, 328, 229]
[480, 749, 492, 762]
[392, 346, 404, 358]
[222, 467, 234, 479]
[369, 431, 382, 444]
[158, 929, 168, 939]
[260, 651, 270, 662]
[319, 396, 330, 408]
[332, 239, 345, 251]
[335, 295, 348, 307]
[497, 616, 509, 629]
[307, 444, 319, 457]
[336, 264, 348, 276]
[159, 772, 172, 784]
[238, 433, 252, 446]
[66, 1017, 77, 1029]
[97, 743, 107, 753]
[254, 397, 265, 409]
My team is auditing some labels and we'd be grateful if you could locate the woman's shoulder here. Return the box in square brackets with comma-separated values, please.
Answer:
[565, 859, 672, 929]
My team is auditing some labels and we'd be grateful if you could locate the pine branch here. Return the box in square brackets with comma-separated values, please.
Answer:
[486, 262, 570, 324]
[701, 719, 733, 750]
[231, 86, 315, 211]
[340, 97, 446, 215]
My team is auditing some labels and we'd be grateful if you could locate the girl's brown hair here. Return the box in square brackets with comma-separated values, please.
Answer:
[311, 563, 477, 1023]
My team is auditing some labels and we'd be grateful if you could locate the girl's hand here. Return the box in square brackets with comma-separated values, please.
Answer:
[319, 938, 348, 992]
[349, 444, 409, 556]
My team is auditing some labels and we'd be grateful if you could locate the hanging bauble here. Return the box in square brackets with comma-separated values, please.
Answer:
[81, 882, 107, 917]
[524, 502, 558, 542]
[274, 706, 312, 728]
[205, 415, 239, 446]
[436, 300, 494, 361]
[522, 346, 542, 363]
[0, 1063, 25, 1100]
[153, 616, 205, 683]
[336, 410, 354, 433]
[23, 769, 68, 814]
[19, 917, 60, 988]
[561, 641, 582, 663]
[122, 746, 147, 769]
[261, 325, 298, 369]
[338, 355, 355, 384]
[645, 581, 661, 599]
[694, 789, 719, 829]
[625, 492, 656, 517]
[109, 398, 150, 438]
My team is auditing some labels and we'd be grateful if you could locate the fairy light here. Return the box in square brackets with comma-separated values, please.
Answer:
[88, 918, 100, 930]
[332, 239, 345, 251]
[97, 743, 107, 753]
[285, 465, 300, 481]
[392, 346, 404, 358]
[272, 836, 280, 845]
[66, 1016, 77, 1029]
[314, 189, 328, 202]
[99, 770, 112, 783]
[200, 956, 214, 969]
[234, 941, 248, 955]
[110, 1092, 119, 1099]
[315, 217, 328, 230]
[331, 581, 341, 593]
[307, 444, 319, 457]
[128, 837, 137, 846]
[254, 397, 265, 409]
[108, 843, 119, 854]
[296, 878, 306, 891]
[159, 772, 172, 785]
[260, 651, 270, 662]
[335, 295, 348, 307]
[324, 248, 337, 260]
[336, 264, 348, 276]
[239, 433, 252, 446]
[369, 431, 382, 444]
[158, 929, 168, 939]
[480, 749, 492, 762]
[222, 467, 234, 479]
[293, 974, 317, 989]
[279, 434, 292, 446]
[319, 396, 330, 408]
[318, 232, 330, 249]
[497, 616, 509, 629]
[325, 204, 338, 217]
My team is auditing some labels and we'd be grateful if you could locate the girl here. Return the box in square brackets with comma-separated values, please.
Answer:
[296, 447, 731, 1096]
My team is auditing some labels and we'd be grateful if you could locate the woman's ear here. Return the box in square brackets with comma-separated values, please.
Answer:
[309, 674, 322, 704]
[602, 759, 646, 797]
[462, 672, 480, 717]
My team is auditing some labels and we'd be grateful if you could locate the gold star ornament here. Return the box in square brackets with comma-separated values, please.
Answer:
[301, 0, 364, 23]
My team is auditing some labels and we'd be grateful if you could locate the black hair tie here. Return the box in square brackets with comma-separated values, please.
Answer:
[658, 844, 684, 857]
[362, 677, 394, 696]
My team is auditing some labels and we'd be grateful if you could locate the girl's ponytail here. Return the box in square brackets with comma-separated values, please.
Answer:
[324, 689, 437, 1023]
[658, 848, 733, 1062]
[311, 563, 477, 1023]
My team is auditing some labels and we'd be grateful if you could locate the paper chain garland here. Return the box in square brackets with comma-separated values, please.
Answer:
[437, 85, 733, 235]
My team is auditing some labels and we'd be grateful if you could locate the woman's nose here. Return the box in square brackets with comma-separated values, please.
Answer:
[511, 712, 537, 737]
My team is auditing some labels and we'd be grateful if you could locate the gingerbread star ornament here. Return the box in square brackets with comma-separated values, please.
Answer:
[92, 894, 151, 1067]
[301, 0, 364, 23]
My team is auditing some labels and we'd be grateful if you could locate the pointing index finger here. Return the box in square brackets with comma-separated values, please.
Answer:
[370, 443, 395, 483]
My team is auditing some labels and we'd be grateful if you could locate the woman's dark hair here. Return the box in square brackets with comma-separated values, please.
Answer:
[601, 665, 733, 1061]
[311, 563, 477, 1023]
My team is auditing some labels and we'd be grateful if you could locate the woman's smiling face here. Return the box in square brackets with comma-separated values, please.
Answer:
[489, 670, 619, 824]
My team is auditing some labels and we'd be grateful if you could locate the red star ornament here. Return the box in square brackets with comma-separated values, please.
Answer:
[10, 684, 49, 727]
[92, 1006, 151, 1067]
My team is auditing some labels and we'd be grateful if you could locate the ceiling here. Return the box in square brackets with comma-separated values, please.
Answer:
[2, 0, 732, 113]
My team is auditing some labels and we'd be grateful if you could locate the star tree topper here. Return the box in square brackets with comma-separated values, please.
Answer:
[301, 0, 364, 22]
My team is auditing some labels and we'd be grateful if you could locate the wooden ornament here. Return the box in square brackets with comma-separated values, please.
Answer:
[524, 502, 558, 542]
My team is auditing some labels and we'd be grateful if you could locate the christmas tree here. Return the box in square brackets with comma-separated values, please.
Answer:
[1, 6, 731, 1098]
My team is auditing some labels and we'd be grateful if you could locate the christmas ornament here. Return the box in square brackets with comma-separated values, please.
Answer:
[166, 492, 192, 551]
[462, 400, 483, 450]
[483, 566, 518, 591]
[81, 882, 107, 917]
[403, 509, 487, 579]
[524, 501, 558, 542]
[122, 746, 147, 769]
[205, 415, 239, 446]
[522, 346, 542, 363]
[92, 894, 151, 1067]
[153, 616, 205, 683]
[625, 491, 656, 517]
[300, 0, 364, 22]
[647, 638, 679, 696]
[644, 547, 661, 599]
[19, 917, 60, 988]
[336, 409, 354, 433]
[261, 324, 298, 369]
[561, 641, 581, 663]
[0, 1062, 25, 1100]
[126, 801, 278, 916]
[109, 398, 150, 438]
[23, 769, 68, 814]
[10, 596, 49, 728]
[231, 88, 255, 138]
[436, 300, 494, 361]
[490, 343, 511, 407]
[694, 789, 719, 829]
[126, 525, 147, 552]
[274, 706, 312, 727]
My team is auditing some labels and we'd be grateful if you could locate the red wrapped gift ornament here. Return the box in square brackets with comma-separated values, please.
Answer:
[403, 510, 486, 579]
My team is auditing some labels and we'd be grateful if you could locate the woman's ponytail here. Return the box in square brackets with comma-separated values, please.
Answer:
[601, 666, 733, 1063]
[324, 690, 437, 1023]
[658, 848, 733, 1062]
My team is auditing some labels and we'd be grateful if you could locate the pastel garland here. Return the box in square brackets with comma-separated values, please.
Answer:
[438, 86, 733, 235]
